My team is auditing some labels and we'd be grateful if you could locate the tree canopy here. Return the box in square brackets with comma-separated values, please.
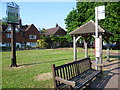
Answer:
[2, 17, 8, 25]
[65, 2, 120, 43]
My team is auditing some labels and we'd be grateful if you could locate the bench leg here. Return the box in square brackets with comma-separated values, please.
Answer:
[97, 71, 103, 79]
[89, 81, 92, 88]
[69, 85, 73, 90]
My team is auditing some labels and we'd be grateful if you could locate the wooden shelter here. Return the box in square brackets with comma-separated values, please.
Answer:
[69, 20, 113, 61]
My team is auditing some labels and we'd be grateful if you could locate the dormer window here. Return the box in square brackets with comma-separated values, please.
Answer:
[7, 27, 12, 32]
[6, 33, 11, 38]
[7, 27, 19, 32]
[15, 28, 19, 32]
[29, 35, 36, 39]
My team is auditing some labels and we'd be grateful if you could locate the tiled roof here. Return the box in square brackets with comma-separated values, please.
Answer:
[45, 26, 66, 36]
[1, 25, 8, 32]
[21, 25, 28, 30]
[25, 24, 33, 31]
[69, 20, 112, 36]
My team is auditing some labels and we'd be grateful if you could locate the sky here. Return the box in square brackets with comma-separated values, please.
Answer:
[1, 2, 76, 30]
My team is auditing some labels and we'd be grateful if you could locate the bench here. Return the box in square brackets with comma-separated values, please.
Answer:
[52, 57, 103, 90]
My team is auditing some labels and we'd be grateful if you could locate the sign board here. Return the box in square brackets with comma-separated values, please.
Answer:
[6, 2, 20, 23]
[95, 37, 102, 57]
[97, 6, 105, 20]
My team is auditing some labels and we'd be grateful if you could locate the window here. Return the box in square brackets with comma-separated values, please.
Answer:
[15, 28, 19, 32]
[6, 43, 11, 47]
[6, 34, 11, 38]
[7, 27, 19, 32]
[8, 27, 12, 31]
[56, 35, 60, 37]
[29, 35, 36, 39]
[30, 42, 37, 47]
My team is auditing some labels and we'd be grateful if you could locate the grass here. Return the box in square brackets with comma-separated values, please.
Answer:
[1, 48, 118, 88]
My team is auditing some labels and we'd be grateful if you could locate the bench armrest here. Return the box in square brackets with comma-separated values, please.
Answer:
[92, 63, 104, 67]
[55, 77, 76, 87]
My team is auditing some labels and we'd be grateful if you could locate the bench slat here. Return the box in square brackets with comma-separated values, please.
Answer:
[65, 66, 68, 80]
[68, 65, 71, 79]
[63, 67, 66, 79]
[74, 69, 101, 88]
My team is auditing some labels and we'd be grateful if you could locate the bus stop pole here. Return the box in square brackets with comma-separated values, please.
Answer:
[95, 7, 99, 70]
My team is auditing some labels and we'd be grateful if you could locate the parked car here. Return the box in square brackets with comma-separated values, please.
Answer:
[103, 43, 116, 49]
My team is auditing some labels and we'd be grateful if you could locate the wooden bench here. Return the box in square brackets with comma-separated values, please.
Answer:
[52, 57, 103, 90]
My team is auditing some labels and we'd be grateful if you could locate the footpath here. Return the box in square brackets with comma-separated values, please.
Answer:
[91, 57, 120, 89]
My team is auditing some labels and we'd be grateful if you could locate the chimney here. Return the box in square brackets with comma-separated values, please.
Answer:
[19, 18, 22, 28]
[56, 23, 59, 27]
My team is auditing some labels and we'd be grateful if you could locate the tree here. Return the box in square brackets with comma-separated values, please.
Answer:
[2, 17, 8, 25]
[37, 28, 48, 48]
[37, 39, 47, 48]
[99, 3, 120, 43]
[65, 9, 79, 42]
[65, 2, 120, 43]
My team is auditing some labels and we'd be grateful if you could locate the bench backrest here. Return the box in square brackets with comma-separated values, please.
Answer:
[52, 58, 91, 87]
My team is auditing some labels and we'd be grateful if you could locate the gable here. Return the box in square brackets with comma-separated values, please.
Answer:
[55, 27, 66, 36]
[25, 24, 39, 34]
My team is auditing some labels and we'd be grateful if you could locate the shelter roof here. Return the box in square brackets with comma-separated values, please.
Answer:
[69, 20, 113, 37]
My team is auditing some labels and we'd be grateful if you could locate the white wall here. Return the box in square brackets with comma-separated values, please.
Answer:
[26, 42, 37, 47]
[1, 42, 37, 48]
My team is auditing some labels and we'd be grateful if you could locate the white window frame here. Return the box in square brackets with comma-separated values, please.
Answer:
[30, 42, 37, 47]
[29, 35, 37, 39]
[7, 27, 12, 32]
[6, 43, 11, 47]
[15, 28, 19, 32]
[6, 33, 11, 38]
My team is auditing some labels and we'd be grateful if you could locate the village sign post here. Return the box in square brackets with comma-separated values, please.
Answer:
[6, 2, 20, 67]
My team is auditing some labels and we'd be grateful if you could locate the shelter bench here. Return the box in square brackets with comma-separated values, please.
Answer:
[52, 57, 103, 90]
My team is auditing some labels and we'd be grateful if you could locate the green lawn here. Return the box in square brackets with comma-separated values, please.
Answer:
[2, 48, 116, 88]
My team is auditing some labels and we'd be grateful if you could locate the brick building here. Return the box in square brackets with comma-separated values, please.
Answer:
[0, 19, 40, 48]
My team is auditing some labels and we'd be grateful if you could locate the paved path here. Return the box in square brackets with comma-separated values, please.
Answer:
[104, 60, 120, 88]
[91, 59, 120, 89]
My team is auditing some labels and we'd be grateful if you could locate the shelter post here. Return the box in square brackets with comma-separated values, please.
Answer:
[99, 35, 103, 63]
[73, 35, 77, 61]
[106, 39, 110, 62]
[103, 37, 110, 62]
[83, 37, 88, 58]
[107, 44, 110, 61]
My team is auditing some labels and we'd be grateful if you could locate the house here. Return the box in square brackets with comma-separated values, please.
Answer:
[0, 19, 40, 49]
[44, 24, 66, 36]
[43, 24, 67, 48]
